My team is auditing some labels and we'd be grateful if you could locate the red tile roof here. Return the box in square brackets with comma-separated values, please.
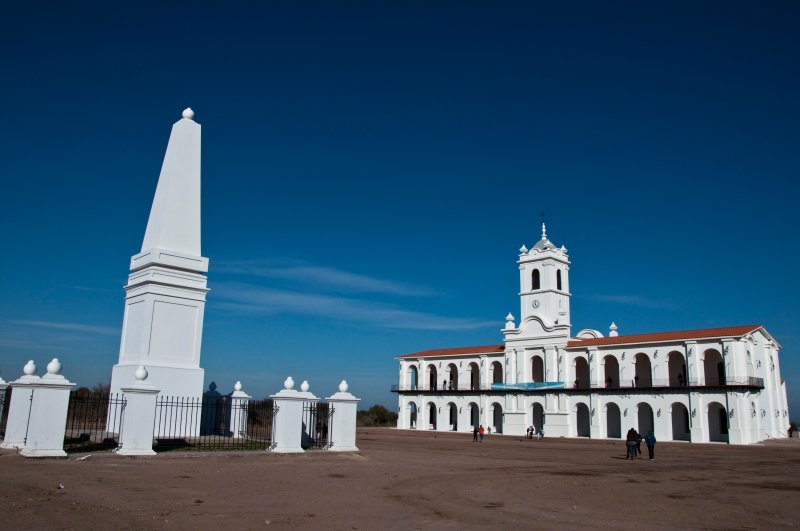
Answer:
[397, 325, 767, 359]
[566, 324, 762, 348]
[397, 344, 504, 359]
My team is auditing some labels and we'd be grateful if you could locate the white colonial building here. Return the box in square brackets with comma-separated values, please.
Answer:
[394, 225, 790, 444]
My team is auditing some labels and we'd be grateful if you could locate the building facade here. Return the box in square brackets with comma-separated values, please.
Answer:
[393, 225, 790, 444]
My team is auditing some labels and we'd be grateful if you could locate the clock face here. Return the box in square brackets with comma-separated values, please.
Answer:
[531, 299, 540, 309]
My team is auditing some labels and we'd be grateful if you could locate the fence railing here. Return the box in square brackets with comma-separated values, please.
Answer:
[63, 391, 126, 453]
[0, 387, 12, 440]
[302, 401, 333, 450]
[153, 396, 277, 452]
[392, 375, 764, 392]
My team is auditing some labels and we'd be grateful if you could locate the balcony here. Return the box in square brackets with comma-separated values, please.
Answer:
[390, 376, 764, 393]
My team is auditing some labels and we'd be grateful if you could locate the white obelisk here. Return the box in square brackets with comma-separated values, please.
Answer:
[109, 108, 208, 399]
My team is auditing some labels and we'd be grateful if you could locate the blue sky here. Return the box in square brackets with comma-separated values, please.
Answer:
[1, 2, 798, 416]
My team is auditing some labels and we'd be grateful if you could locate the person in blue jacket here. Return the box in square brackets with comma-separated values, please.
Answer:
[645, 430, 656, 460]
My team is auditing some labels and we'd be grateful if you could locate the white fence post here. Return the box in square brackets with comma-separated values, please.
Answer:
[21, 359, 75, 458]
[270, 377, 307, 453]
[118, 366, 160, 456]
[326, 380, 360, 452]
[228, 381, 251, 439]
[0, 361, 39, 450]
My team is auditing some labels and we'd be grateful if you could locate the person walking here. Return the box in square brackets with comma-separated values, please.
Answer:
[635, 430, 643, 457]
[487, 426, 492, 435]
[538, 426, 544, 440]
[625, 428, 638, 459]
[645, 430, 656, 460]
[472, 425, 479, 442]
[479, 425, 485, 442]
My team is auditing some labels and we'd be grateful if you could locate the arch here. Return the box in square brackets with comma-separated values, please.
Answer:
[556, 269, 562, 290]
[668, 351, 687, 386]
[469, 402, 480, 429]
[603, 355, 619, 388]
[407, 402, 418, 429]
[576, 403, 590, 437]
[532, 269, 541, 290]
[427, 402, 437, 430]
[491, 361, 503, 384]
[606, 402, 621, 438]
[426, 364, 438, 390]
[531, 356, 544, 383]
[469, 362, 480, 390]
[707, 401, 729, 442]
[446, 363, 458, 390]
[408, 365, 418, 390]
[448, 402, 458, 431]
[634, 353, 652, 387]
[637, 402, 654, 435]
[531, 402, 545, 430]
[703, 349, 725, 386]
[574, 357, 589, 389]
[671, 402, 690, 441]
[491, 402, 503, 434]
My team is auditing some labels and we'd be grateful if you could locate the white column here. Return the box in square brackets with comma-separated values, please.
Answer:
[270, 377, 307, 453]
[0, 361, 40, 449]
[117, 366, 160, 456]
[228, 381, 251, 439]
[685, 341, 700, 384]
[326, 381, 360, 452]
[21, 359, 75, 458]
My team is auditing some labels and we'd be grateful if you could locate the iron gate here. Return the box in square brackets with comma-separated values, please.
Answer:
[63, 391, 126, 453]
[302, 401, 334, 450]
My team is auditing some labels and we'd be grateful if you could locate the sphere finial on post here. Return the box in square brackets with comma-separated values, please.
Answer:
[182, 107, 195, 120]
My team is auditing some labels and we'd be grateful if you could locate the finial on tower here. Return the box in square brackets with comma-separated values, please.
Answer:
[541, 222, 547, 240]
[182, 107, 195, 120]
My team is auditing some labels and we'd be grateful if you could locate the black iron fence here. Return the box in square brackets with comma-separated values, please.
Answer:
[0, 387, 11, 440]
[302, 401, 333, 450]
[63, 391, 126, 453]
[153, 395, 277, 452]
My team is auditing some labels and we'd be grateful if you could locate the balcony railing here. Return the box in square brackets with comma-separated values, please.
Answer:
[391, 376, 763, 393]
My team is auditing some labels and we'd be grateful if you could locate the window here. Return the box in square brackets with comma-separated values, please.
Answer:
[532, 269, 540, 290]
[557, 269, 562, 290]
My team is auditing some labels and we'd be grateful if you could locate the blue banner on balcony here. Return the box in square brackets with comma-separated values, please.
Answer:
[490, 382, 566, 390]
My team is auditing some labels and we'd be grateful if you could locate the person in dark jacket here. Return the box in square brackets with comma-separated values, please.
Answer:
[645, 431, 656, 460]
[472, 425, 479, 442]
[625, 428, 638, 459]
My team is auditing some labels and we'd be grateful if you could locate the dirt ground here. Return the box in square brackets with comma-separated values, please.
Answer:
[1, 429, 799, 530]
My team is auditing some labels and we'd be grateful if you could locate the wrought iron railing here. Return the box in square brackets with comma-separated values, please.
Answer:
[391, 376, 764, 392]
[153, 395, 277, 452]
[63, 391, 126, 453]
[0, 387, 12, 440]
[302, 401, 333, 450]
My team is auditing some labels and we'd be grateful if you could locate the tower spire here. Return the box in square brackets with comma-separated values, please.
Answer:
[141, 109, 201, 256]
[539, 210, 547, 241]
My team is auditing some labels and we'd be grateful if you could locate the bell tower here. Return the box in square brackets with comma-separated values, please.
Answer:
[515, 223, 571, 337]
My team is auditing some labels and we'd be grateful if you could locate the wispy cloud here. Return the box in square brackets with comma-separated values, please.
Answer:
[212, 283, 492, 331]
[6, 320, 119, 337]
[585, 294, 678, 310]
[215, 259, 438, 297]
